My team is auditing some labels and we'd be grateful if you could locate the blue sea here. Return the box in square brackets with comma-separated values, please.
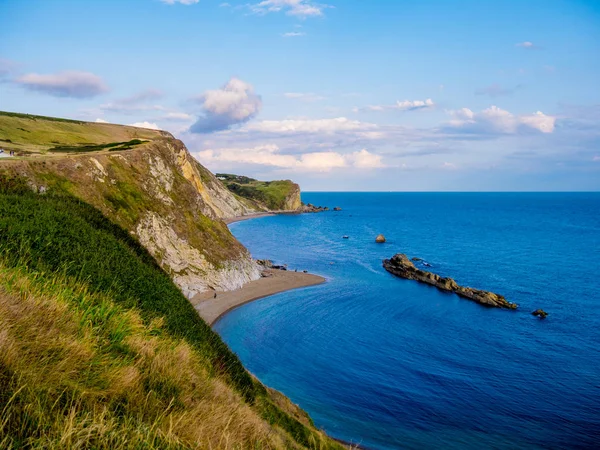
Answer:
[215, 193, 600, 449]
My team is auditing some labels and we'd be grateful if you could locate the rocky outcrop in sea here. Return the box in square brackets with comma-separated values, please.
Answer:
[383, 253, 518, 309]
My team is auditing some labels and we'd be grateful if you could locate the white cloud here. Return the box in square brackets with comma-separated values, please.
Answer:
[16, 71, 109, 98]
[242, 117, 378, 134]
[251, 0, 329, 18]
[282, 32, 306, 37]
[128, 121, 160, 130]
[161, 112, 194, 121]
[284, 92, 325, 102]
[190, 77, 262, 133]
[593, 156, 600, 162]
[396, 99, 435, 110]
[447, 106, 556, 134]
[160, 0, 199, 5]
[95, 118, 108, 123]
[197, 145, 384, 172]
[299, 152, 348, 171]
[358, 98, 435, 113]
[350, 149, 385, 168]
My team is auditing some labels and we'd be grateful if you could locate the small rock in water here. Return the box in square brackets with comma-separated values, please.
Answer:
[333, 207, 342, 211]
[375, 234, 386, 243]
[532, 309, 548, 319]
[411, 257, 422, 261]
[343, 235, 349, 239]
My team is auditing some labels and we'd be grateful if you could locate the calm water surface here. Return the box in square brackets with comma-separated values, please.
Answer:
[215, 193, 600, 449]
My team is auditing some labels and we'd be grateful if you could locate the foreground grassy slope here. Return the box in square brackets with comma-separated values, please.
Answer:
[0, 177, 343, 449]
[0, 111, 161, 155]
[217, 173, 302, 211]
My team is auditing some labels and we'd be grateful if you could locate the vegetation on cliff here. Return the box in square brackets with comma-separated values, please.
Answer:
[217, 173, 302, 211]
[0, 175, 343, 449]
[0, 113, 260, 296]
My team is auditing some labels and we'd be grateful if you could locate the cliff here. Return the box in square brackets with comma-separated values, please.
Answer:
[0, 112, 263, 298]
[216, 173, 303, 211]
[0, 176, 342, 449]
[0, 112, 344, 448]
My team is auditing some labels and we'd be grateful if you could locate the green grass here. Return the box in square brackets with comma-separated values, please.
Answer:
[217, 173, 299, 210]
[0, 111, 159, 154]
[0, 175, 343, 449]
[0, 110, 86, 124]
[48, 139, 147, 153]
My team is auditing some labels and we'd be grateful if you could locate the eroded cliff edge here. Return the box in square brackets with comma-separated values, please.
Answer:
[0, 117, 268, 298]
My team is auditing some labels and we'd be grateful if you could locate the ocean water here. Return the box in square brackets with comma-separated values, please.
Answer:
[215, 193, 600, 449]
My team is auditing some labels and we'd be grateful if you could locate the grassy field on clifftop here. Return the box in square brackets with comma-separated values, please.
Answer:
[0, 111, 160, 155]
[0, 175, 342, 449]
[217, 173, 300, 210]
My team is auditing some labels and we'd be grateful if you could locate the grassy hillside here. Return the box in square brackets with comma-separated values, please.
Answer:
[0, 111, 162, 155]
[0, 112, 260, 296]
[217, 173, 301, 211]
[0, 176, 343, 449]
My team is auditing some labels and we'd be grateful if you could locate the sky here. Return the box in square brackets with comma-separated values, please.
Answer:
[1, 0, 599, 191]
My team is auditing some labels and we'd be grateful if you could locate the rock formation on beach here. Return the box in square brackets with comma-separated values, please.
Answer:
[383, 253, 518, 309]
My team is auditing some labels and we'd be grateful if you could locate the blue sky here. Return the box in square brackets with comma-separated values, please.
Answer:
[1, 0, 599, 191]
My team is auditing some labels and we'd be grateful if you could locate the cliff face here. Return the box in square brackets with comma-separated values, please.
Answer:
[0, 123, 263, 298]
[283, 182, 302, 210]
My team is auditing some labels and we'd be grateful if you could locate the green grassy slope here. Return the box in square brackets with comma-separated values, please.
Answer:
[216, 173, 301, 211]
[0, 176, 343, 449]
[0, 111, 161, 155]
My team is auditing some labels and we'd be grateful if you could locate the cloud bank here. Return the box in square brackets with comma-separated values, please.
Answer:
[190, 78, 262, 133]
[16, 71, 109, 98]
[197, 145, 384, 172]
[128, 121, 160, 130]
[447, 106, 556, 134]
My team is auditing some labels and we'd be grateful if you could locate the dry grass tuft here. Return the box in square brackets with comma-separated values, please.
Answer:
[0, 264, 301, 449]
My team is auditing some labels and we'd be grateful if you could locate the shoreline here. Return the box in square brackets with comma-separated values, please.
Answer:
[192, 269, 326, 326]
[195, 211, 324, 327]
[224, 210, 303, 225]
[224, 212, 276, 224]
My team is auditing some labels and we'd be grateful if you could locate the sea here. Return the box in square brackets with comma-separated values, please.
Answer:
[214, 193, 600, 449]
